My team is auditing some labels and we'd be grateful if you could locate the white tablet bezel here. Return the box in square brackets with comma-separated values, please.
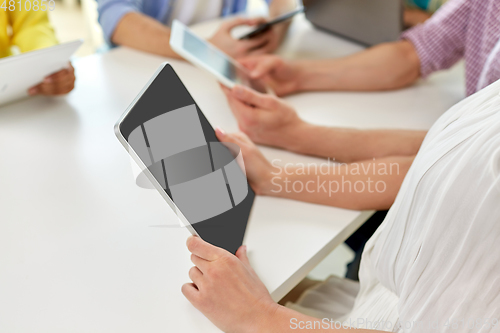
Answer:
[114, 63, 256, 248]
[114, 63, 199, 236]
[0, 39, 83, 105]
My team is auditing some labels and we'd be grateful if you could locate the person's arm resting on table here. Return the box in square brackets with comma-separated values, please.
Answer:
[240, 0, 469, 96]
[219, 85, 425, 210]
[109, 13, 275, 59]
[239, 40, 421, 96]
[111, 10, 186, 59]
[100, 0, 291, 59]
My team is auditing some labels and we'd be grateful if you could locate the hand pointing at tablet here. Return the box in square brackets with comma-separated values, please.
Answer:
[28, 63, 76, 96]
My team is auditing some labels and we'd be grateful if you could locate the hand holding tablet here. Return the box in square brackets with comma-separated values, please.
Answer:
[238, 7, 304, 40]
[0, 40, 82, 105]
[115, 64, 255, 254]
[169, 20, 273, 94]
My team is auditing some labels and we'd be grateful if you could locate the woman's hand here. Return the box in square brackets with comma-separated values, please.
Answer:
[215, 128, 275, 195]
[238, 55, 302, 96]
[182, 236, 279, 333]
[28, 63, 75, 96]
[221, 84, 304, 150]
[209, 17, 275, 58]
[251, 22, 289, 55]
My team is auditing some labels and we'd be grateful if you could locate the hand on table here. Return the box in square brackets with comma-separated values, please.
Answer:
[28, 63, 75, 96]
[238, 55, 302, 96]
[220, 84, 303, 150]
[182, 235, 279, 333]
[209, 17, 275, 58]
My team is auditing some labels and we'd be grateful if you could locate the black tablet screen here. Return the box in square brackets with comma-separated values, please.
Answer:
[118, 64, 254, 254]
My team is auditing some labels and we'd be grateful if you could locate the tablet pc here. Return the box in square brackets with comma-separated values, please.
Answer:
[115, 63, 255, 254]
[239, 7, 304, 40]
[0, 40, 82, 106]
[170, 20, 272, 94]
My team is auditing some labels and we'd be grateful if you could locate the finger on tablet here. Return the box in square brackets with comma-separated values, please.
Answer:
[219, 83, 231, 95]
[240, 33, 271, 52]
[28, 84, 41, 95]
[186, 235, 226, 261]
[248, 55, 282, 78]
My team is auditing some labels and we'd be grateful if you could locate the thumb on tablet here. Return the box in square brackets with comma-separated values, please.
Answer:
[235, 245, 250, 266]
[186, 235, 226, 261]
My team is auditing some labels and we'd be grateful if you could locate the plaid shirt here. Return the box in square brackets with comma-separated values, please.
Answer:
[402, 0, 500, 96]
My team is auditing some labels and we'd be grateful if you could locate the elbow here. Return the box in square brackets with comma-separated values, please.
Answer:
[381, 40, 422, 91]
[97, 2, 138, 45]
[109, 14, 130, 46]
[395, 40, 421, 88]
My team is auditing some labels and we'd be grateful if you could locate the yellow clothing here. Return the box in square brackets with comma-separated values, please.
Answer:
[0, 3, 58, 58]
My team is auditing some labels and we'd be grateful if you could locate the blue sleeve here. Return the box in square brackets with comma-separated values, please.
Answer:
[97, 0, 141, 44]
[229, 0, 271, 14]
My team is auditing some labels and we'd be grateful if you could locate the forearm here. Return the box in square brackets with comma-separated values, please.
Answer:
[279, 121, 425, 163]
[268, 0, 295, 38]
[293, 40, 421, 92]
[260, 155, 414, 210]
[111, 12, 181, 58]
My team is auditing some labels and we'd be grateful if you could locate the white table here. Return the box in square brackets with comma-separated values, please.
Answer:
[0, 15, 464, 333]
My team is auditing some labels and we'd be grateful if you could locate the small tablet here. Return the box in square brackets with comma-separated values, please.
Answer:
[170, 20, 272, 94]
[239, 7, 304, 40]
[115, 63, 255, 254]
[0, 40, 82, 106]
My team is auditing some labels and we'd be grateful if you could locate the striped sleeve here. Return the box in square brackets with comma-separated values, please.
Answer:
[401, 0, 470, 78]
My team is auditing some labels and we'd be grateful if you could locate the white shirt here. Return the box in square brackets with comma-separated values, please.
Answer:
[167, 0, 224, 26]
[289, 80, 500, 332]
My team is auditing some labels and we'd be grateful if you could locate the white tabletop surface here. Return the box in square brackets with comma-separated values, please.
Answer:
[0, 15, 464, 333]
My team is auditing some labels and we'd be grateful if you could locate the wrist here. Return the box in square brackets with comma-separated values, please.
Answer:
[293, 60, 318, 92]
[258, 164, 305, 198]
[256, 164, 282, 197]
[248, 302, 285, 333]
[280, 119, 312, 154]
[252, 113, 306, 152]
[294, 59, 341, 92]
